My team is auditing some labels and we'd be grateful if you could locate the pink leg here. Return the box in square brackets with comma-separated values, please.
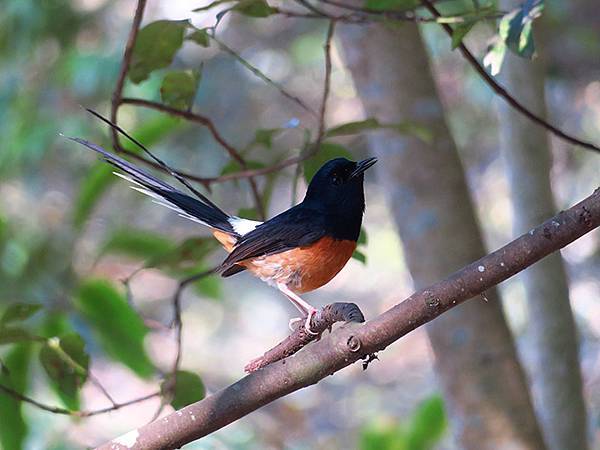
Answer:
[277, 283, 318, 335]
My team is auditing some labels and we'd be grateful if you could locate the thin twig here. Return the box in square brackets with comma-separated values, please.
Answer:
[420, 0, 600, 153]
[170, 269, 218, 377]
[318, 0, 503, 23]
[103, 21, 337, 193]
[149, 267, 219, 424]
[0, 382, 159, 418]
[118, 98, 266, 219]
[317, 20, 336, 145]
[121, 99, 243, 165]
[111, 0, 147, 152]
[106, 0, 265, 219]
[210, 36, 318, 118]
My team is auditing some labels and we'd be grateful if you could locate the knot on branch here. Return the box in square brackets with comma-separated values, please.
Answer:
[244, 302, 365, 373]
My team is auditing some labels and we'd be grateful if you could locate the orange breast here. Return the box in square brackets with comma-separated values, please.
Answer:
[242, 236, 357, 293]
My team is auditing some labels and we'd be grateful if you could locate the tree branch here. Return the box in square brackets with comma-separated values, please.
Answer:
[110, 0, 147, 152]
[419, 0, 600, 154]
[119, 98, 266, 219]
[0, 382, 159, 418]
[98, 188, 600, 449]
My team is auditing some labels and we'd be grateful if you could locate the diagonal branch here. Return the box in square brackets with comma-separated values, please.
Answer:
[419, 0, 600, 154]
[119, 98, 266, 219]
[99, 188, 600, 450]
[210, 36, 318, 118]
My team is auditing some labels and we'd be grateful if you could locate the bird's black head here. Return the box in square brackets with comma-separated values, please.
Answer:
[303, 157, 377, 238]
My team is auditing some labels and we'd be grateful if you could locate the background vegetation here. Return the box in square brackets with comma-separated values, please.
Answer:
[0, 0, 598, 448]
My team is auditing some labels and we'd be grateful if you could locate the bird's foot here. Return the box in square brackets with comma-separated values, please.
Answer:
[288, 308, 319, 336]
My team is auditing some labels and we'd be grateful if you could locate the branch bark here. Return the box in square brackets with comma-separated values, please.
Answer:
[98, 187, 600, 450]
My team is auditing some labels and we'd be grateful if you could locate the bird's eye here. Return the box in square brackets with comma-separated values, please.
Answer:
[332, 173, 342, 185]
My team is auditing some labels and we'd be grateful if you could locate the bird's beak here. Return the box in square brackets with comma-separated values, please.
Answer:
[350, 157, 378, 179]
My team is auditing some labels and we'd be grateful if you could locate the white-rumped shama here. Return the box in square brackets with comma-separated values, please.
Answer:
[68, 118, 376, 334]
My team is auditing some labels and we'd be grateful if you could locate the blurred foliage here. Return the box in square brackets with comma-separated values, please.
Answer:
[360, 396, 447, 450]
[75, 280, 154, 378]
[162, 370, 206, 410]
[0, 0, 597, 448]
[0, 344, 31, 450]
[39, 333, 89, 410]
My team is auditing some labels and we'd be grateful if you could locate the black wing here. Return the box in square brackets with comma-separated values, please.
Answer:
[218, 205, 326, 275]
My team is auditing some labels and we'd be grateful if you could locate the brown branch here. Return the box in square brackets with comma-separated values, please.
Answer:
[245, 302, 365, 372]
[121, 99, 243, 165]
[0, 382, 159, 418]
[317, 20, 336, 144]
[169, 269, 218, 383]
[98, 188, 600, 450]
[103, 21, 337, 192]
[420, 0, 600, 154]
[107, 0, 265, 219]
[110, 0, 147, 152]
[119, 98, 266, 218]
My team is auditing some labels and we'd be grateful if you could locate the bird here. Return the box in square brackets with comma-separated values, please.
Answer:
[67, 117, 376, 335]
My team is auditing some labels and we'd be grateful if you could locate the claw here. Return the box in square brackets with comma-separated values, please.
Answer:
[288, 317, 303, 331]
[303, 309, 319, 336]
[288, 309, 319, 335]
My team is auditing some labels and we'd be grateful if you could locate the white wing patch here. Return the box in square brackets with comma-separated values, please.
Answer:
[229, 217, 262, 236]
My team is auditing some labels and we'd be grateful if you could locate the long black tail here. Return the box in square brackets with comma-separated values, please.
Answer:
[66, 136, 237, 235]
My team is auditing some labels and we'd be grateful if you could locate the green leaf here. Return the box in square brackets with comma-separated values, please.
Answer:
[232, 0, 277, 17]
[0, 344, 31, 450]
[146, 237, 219, 271]
[160, 70, 201, 110]
[406, 395, 446, 450]
[325, 118, 431, 143]
[75, 279, 154, 378]
[121, 115, 183, 153]
[237, 207, 260, 221]
[390, 123, 432, 143]
[325, 118, 381, 137]
[100, 228, 175, 262]
[451, 22, 475, 49]
[39, 334, 89, 411]
[0, 215, 7, 245]
[1, 303, 42, 326]
[353, 228, 368, 264]
[483, 38, 507, 76]
[194, 276, 222, 300]
[502, 0, 544, 59]
[352, 250, 367, 264]
[364, 0, 418, 11]
[303, 142, 353, 183]
[129, 20, 190, 84]
[192, 0, 236, 12]
[0, 327, 44, 345]
[357, 227, 368, 246]
[187, 265, 223, 300]
[220, 159, 265, 177]
[162, 370, 206, 410]
[254, 128, 283, 149]
[73, 164, 115, 229]
[359, 418, 407, 450]
[187, 29, 210, 47]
